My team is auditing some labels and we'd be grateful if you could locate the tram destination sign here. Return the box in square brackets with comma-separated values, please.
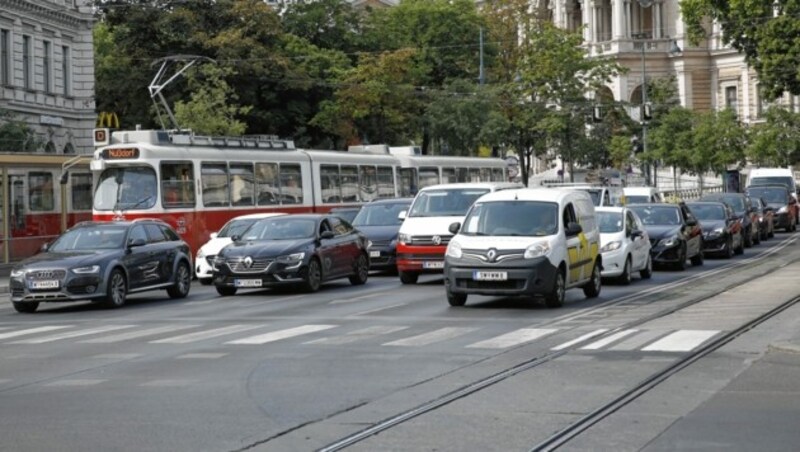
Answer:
[102, 148, 140, 160]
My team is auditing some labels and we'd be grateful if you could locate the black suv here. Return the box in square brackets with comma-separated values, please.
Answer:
[9, 220, 192, 313]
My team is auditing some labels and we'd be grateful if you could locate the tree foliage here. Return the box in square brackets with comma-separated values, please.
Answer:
[0, 109, 42, 152]
[173, 65, 252, 136]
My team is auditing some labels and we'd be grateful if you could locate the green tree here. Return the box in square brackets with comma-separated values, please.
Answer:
[0, 109, 41, 152]
[647, 107, 696, 181]
[281, 0, 367, 55]
[425, 79, 494, 155]
[173, 65, 252, 136]
[608, 135, 634, 171]
[747, 107, 800, 166]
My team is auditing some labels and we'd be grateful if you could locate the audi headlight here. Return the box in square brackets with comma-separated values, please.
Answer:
[10, 269, 24, 278]
[600, 241, 621, 252]
[398, 233, 412, 245]
[524, 242, 551, 259]
[446, 241, 462, 258]
[72, 265, 100, 274]
[658, 235, 679, 247]
[276, 252, 305, 264]
[778, 206, 788, 214]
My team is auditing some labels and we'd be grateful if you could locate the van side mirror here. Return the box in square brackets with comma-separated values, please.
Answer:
[565, 222, 582, 237]
[448, 222, 461, 235]
[398, 210, 407, 221]
[210, 232, 218, 240]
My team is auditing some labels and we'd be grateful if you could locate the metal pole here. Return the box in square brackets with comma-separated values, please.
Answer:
[641, 43, 650, 187]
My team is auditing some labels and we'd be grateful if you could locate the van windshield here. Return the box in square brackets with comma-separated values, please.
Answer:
[461, 201, 558, 236]
[625, 195, 650, 204]
[408, 189, 489, 217]
[749, 176, 794, 190]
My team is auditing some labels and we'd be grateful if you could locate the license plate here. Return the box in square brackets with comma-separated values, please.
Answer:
[423, 261, 444, 269]
[234, 279, 263, 288]
[31, 280, 59, 289]
[370, 250, 381, 258]
[473, 271, 508, 281]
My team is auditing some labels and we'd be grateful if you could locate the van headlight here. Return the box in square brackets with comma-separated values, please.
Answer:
[600, 241, 621, 252]
[446, 241, 462, 258]
[524, 242, 551, 259]
[72, 265, 100, 274]
[398, 233, 411, 245]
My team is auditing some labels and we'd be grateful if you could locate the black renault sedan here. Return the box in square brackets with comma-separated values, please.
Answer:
[212, 214, 371, 295]
[686, 201, 744, 258]
[351, 198, 413, 273]
[628, 203, 704, 270]
[9, 220, 192, 313]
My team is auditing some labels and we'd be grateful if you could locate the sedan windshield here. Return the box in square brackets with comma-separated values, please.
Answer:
[408, 189, 489, 217]
[217, 219, 258, 238]
[703, 195, 745, 212]
[461, 201, 558, 236]
[630, 206, 682, 226]
[747, 187, 787, 204]
[242, 218, 316, 240]
[49, 225, 128, 251]
[688, 204, 726, 221]
[597, 211, 624, 233]
[353, 202, 410, 226]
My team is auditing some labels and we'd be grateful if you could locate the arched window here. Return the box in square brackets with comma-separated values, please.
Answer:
[44, 141, 56, 153]
[63, 142, 75, 154]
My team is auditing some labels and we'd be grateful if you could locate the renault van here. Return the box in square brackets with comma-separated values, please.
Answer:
[443, 188, 601, 308]
[396, 182, 522, 284]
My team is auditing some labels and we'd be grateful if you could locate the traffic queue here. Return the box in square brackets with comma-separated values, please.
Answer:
[7, 171, 799, 313]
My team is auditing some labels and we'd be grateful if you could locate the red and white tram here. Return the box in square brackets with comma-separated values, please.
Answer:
[90, 129, 509, 255]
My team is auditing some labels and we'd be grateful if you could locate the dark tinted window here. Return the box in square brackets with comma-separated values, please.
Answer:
[160, 225, 180, 241]
[688, 204, 726, 220]
[353, 202, 411, 226]
[128, 225, 148, 243]
[747, 187, 788, 204]
[145, 224, 166, 243]
[630, 205, 682, 226]
[50, 225, 128, 251]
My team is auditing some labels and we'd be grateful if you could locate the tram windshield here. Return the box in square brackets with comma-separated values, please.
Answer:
[94, 167, 158, 211]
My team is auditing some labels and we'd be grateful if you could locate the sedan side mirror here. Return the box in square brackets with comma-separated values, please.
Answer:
[127, 237, 146, 248]
[231, 234, 241, 242]
[686, 219, 698, 227]
[631, 229, 644, 239]
[565, 222, 583, 237]
[320, 231, 335, 240]
[764, 206, 775, 212]
[448, 222, 461, 235]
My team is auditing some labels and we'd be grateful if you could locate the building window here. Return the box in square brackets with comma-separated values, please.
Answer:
[756, 84, 771, 119]
[22, 35, 31, 89]
[71, 173, 93, 211]
[0, 29, 9, 86]
[61, 46, 70, 96]
[43, 40, 52, 93]
[724, 86, 738, 115]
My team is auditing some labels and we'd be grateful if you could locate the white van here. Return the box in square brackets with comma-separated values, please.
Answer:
[747, 168, 797, 194]
[443, 188, 601, 308]
[623, 186, 662, 204]
[396, 182, 522, 284]
[544, 183, 624, 207]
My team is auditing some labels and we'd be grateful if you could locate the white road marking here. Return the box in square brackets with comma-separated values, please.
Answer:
[467, 328, 558, 349]
[226, 325, 337, 345]
[305, 326, 408, 345]
[9, 325, 135, 344]
[551, 329, 609, 351]
[350, 303, 407, 316]
[383, 327, 477, 347]
[329, 293, 383, 305]
[92, 353, 142, 360]
[44, 379, 106, 387]
[81, 325, 200, 343]
[140, 380, 195, 387]
[0, 325, 72, 340]
[581, 329, 639, 350]
[177, 353, 228, 359]
[642, 330, 720, 352]
[610, 329, 671, 351]
[150, 324, 263, 344]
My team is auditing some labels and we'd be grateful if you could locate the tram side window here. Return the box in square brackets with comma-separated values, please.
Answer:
[377, 166, 395, 198]
[398, 168, 417, 197]
[492, 168, 504, 181]
[279, 164, 302, 205]
[161, 162, 195, 208]
[29, 172, 54, 211]
[201, 163, 230, 207]
[456, 168, 469, 183]
[480, 168, 491, 182]
[418, 167, 440, 189]
[71, 173, 93, 211]
[341, 165, 359, 203]
[442, 168, 457, 184]
[230, 163, 255, 206]
[469, 168, 480, 182]
[359, 165, 377, 202]
[256, 163, 280, 205]
[321, 164, 341, 203]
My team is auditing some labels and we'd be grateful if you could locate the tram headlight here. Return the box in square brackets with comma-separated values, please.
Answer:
[72, 265, 100, 274]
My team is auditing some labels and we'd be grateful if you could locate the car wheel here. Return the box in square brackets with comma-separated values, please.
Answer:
[744, 227, 753, 248]
[302, 258, 322, 293]
[446, 289, 467, 307]
[12, 301, 39, 313]
[167, 261, 191, 299]
[768, 223, 775, 238]
[617, 256, 632, 285]
[735, 234, 745, 255]
[583, 261, 602, 298]
[753, 227, 761, 245]
[216, 286, 237, 296]
[545, 269, 565, 308]
[724, 237, 734, 259]
[399, 271, 419, 285]
[199, 278, 212, 286]
[690, 242, 704, 266]
[102, 269, 127, 309]
[348, 253, 369, 286]
[675, 246, 687, 271]
[639, 255, 653, 279]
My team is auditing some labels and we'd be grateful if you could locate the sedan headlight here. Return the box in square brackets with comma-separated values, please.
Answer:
[446, 241, 462, 258]
[212, 256, 225, 271]
[524, 242, 551, 259]
[600, 241, 621, 252]
[10, 269, 24, 278]
[658, 235, 679, 247]
[276, 252, 305, 264]
[778, 206, 788, 214]
[707, 227, 724, 238]
[398, 233, 412, 245]
[367, 240, 373, 249]
[72, 265, 100, 274]
[197, 249, 206, 259]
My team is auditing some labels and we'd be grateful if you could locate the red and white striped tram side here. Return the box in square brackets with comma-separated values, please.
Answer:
[90, 129, 509, 256]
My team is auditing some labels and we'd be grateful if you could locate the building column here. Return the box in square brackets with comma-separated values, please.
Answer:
[654, 2, 662, 39]
[676, 67, 692, 109]
[742, 67, 751, 121]
[583, 0, 592, 43]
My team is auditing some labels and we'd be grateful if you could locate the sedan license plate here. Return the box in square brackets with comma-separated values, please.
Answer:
[473, 271, 508, 281]
[234, 279, 263, 288]
[30, 280, 59, 289]
[423, 261, 444, 269]
[370, 250, 381, 258]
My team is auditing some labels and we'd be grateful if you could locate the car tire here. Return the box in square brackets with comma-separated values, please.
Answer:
[301, 258, 322, 293]
[216, 286, 237, 296]
[583, 260, 602, 298]
[399, 271, 419, 285]
[12, 301, 39, 313]
[640, 255, 653, 279]
[102, 269, 127, 309]
[446, 289, 467, 307]
[545, 269, 565, 308]
[735, 235, 745, 255]
[724, 237, 734, 259]
[199, 278, 212, 286]
[348, 253, 369, 286]
[691, 243, 704, 266]
[675, 246, 687, 271]
[167, 261, 191, 299]
[617, 256, 632, 285]
[753, 227, 761, 245]
[744, 227, 753, 248]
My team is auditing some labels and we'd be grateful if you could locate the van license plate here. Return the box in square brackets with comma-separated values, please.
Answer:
[31, 280, 59, 289]
[473, 271, 507, 281]
[423, 261, 444, 269]
[235, 279, 263, 288]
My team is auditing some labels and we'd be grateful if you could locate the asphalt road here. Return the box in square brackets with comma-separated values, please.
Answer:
[1, 232, 799, 452]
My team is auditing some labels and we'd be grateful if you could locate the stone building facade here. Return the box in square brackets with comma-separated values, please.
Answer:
[0, 0, 95, 154]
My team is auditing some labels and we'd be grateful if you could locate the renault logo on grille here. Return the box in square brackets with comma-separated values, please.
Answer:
[432, 235, 442, 245]
[487, 249, 497, 262]
[243, 256, 253, 268]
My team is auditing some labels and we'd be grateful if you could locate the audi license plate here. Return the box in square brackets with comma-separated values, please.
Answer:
[30, 280, 59, 289]
[234, 279, 263, 288]
[423, 261, 444, 269]
[370, 251, 381, 258]
[473, 271, 508, 281]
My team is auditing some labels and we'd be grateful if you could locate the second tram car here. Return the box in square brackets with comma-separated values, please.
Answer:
[91, 129, 509, 256]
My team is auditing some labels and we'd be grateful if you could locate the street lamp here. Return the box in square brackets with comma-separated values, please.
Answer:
[631, 31, 652, 187]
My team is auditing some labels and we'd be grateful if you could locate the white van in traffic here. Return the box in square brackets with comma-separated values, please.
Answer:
[443, 188, 601, 308]
[747, 168, 797, 194]
[545, 183, 624, 207]
[623, 186, 662, 204]
[396, 182, 521, 284]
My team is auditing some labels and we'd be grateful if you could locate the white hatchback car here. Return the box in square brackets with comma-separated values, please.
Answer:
[596, 206, 652, 284]
[195, 213, 285, 284]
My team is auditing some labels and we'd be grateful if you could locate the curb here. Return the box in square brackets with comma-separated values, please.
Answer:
[768, 341, 800, 354]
